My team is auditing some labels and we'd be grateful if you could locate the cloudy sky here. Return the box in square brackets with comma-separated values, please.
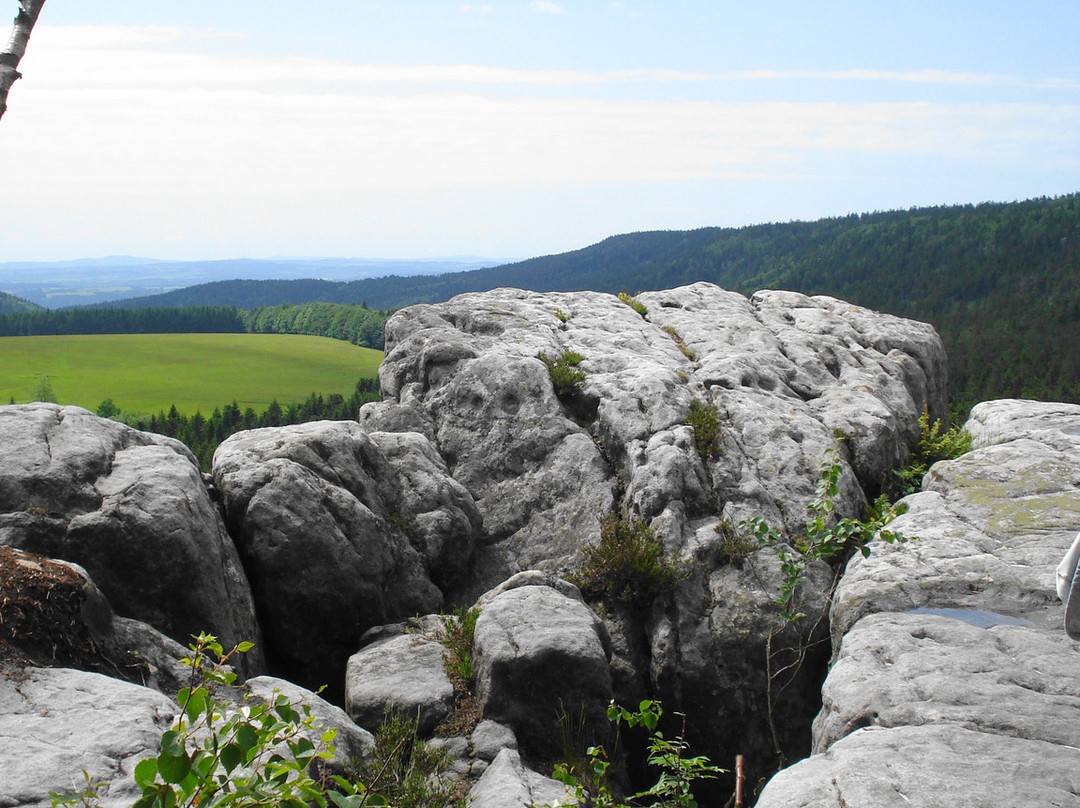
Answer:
[1, 1, 1078, 262]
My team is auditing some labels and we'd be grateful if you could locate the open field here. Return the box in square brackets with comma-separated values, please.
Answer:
[0, 333, 383, 416]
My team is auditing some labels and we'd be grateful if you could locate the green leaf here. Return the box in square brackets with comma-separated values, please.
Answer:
[157, 751, 192, 785]
[159, 730, 185, 758]
[235, 723, 260, 756]
[236, 641, 255, 653]
[134, 757, 159, 788]
[221, 742, 244, 773]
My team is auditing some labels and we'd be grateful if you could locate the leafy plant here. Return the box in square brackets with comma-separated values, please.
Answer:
[438, 606, 480, 684]
[539, 349, 587, 398]
[554, 308, 569, 323]
[550, 700, 724, 808]
[740, 449, 908, 622]
[892, 408, 973, 496]
[570, 512, 684, 610]
[713, 519, 755, 565]
[686, 399, 723, 460]
[360, 709, 463, 808]
[618, 292, 648, 317]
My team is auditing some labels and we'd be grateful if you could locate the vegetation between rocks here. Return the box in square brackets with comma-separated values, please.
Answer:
[570, 512, 684, 610]
[686, 399, 724, 461]
[539, 348, 587, 398]
[891, 408, 973, 497]
[618, 292, 649, 317]
[51, 633, 460, 808]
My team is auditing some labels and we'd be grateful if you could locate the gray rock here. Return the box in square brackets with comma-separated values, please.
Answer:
[467, 748, 573, 808]
[367, 283, 945, 781]
[344, 631, 455, 737]
[813, 611, 1080, 751]
[0, 403, 263, 675]
[246, 675, 375, 773]
[473, 579, 613, 759]
[213, 421, 444, 696]
[471, 719, 518, 762]
[758, 399, 1080, 807]
[756, 724, 1080, 808]
[0, 666, 176, 808]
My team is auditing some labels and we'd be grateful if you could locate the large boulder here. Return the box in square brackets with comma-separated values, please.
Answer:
[213, 421, 449, 698]
[0, 404, 263, 674]
[472, 574, 614, 760]
[0, 666, 176, 808]
[362, 283, 946, 779]
[756, 399, 1080, 807]
[344, 625, 456, 737]
[467, 748, 572, 808]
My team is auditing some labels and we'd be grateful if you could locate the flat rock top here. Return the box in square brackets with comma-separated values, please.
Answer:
[757, 399, 1080, 808]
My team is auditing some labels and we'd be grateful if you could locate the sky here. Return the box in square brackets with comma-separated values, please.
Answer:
[1, 1, 1078, 262]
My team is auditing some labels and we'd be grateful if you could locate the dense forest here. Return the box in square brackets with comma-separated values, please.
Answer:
[108, 378, 380, 471]
[100, 194, 1080, 412]
[0, 290, 41, 315]
[0, 302, 390, 350]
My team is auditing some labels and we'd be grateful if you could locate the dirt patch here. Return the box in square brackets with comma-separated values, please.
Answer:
[0, 545, 148, 682]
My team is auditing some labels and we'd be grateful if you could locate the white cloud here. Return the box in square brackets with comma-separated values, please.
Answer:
[531, 2, 563, 14]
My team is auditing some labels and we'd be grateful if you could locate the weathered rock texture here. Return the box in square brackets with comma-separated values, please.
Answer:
[212, 421, 464, 697]
[361, 283, 945, 782]
[0, 404, 263, 674]
[756, 399, 1080, 807]
[0, 666, 177, 808]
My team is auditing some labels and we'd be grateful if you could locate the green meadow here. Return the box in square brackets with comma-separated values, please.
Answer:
[0, 333, 383, 416]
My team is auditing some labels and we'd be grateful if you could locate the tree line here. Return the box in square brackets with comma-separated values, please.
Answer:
[110, 378, 381, 471]
[0, 302, 391, 350]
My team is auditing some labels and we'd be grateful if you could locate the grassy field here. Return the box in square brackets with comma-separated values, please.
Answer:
[0, 333, 383, 416]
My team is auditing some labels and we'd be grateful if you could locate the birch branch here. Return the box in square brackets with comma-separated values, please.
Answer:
[0, 0, 47, 122]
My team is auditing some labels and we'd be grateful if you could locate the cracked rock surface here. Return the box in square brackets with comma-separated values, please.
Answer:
[757, 400, 1080, 808]
[0, 403, 263, 674]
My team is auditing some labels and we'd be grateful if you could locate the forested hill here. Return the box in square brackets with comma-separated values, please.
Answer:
[69, 194, 1080, 410]
[0, 291, 42, 315]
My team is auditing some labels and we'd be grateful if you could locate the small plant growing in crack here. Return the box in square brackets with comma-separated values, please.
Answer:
[538, 349, 586, 398]
[687, 398, 724, 460]
[618, 292, 648, 317]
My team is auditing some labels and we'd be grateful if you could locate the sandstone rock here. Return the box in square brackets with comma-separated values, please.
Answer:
[470, 719, 518, 762]
[473, 578, 613, 759]
[213, 421, 444, 696]
[246, 675, 375, 773]
[758, 399, 1080, 807]
[813, 611, 1080, 751]
[366, 283, 945, 784]
[344, 630, 455, 737]
[756, 724, 1080, 808]
[0, 666, 176, 808]
[0, 404, 263, 674]
[467, 748, 572, 808]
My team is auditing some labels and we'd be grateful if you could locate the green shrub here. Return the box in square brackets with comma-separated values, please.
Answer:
[554, 308, 569, 323]
[892, 408, 973, 496]
[438, 606, 479, 684]
[570, 512, 683, 609]
[741, 450, 908, 622]
[550, 699, 723, 808]
[51, 633, 460, 808]
[687, 399, 723, 460]
[618, 292, 648, 317]
[538, 349, 587, 398]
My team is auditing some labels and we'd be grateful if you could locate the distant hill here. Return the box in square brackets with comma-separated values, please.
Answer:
[0, 291, 42, 315]
[104, 194, 1080, 412]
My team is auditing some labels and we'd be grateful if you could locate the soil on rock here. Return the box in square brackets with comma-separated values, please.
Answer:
[0, 545, 148, 683]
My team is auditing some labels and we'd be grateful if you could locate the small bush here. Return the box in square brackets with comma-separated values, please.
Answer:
[714, 519, 756, 565]
[570, 512, 683, 609]
[687, 398, 723, 460]
[438, 606, 479, 684]
[892, 408, 973, 496]
[538, 349, 586, 398]
[618, 292, 648, 317]
[554, 308, 568, 323]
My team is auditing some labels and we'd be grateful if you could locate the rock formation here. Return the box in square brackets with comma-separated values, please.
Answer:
[0, 283, 958, 805]
[755, 399, 1080, 807]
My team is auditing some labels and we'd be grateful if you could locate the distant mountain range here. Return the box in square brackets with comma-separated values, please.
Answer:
[2, 193, 1077, 411]
[0, 257, 507, 309]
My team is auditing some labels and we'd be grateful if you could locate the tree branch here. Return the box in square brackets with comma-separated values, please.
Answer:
[0, 0, 47, 122]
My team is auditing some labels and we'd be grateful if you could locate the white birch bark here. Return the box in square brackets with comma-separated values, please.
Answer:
[0, 0, 47, 122]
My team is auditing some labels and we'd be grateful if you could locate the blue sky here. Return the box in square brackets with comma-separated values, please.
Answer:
[1, 1, 1077, 261]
